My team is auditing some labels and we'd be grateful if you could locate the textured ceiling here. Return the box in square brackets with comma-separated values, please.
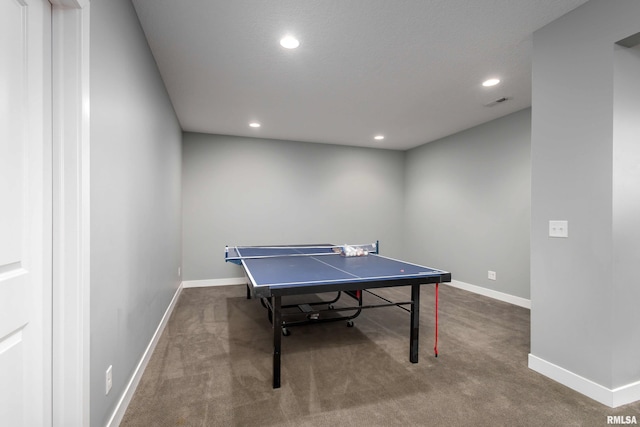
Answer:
[131, 0, 589, 150]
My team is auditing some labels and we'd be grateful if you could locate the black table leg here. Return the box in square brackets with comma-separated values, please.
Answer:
[273, 295, 282, 388]
[410, 284, 420, 363]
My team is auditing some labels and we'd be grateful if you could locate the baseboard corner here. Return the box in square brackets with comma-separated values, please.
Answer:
[528, 353, 640, 408]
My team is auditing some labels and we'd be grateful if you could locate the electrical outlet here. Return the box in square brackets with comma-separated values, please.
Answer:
[106, 365, 113, 395]
[488, 271, 497, 280]
[178, 267, 181, 277]
[549, 220, 568, 238]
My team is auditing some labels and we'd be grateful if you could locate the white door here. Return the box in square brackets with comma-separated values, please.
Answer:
[0, 0, 52, 426]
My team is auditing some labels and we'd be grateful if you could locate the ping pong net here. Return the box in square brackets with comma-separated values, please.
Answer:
[225, 242, 378, 262]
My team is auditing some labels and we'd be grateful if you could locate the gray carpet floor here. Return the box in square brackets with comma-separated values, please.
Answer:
[121, 284, 640, 426]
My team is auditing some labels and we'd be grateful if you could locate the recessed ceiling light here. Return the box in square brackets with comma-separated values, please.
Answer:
[482, 78, 501, 87]
[280, 35, 300, 49]
[249, 122, 261, 128]
[374, 135, 385, 140]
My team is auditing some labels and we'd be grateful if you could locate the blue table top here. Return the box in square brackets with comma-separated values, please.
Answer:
[226, 245, 449, 292]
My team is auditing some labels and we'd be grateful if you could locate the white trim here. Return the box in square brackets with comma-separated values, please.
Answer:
[446, 279, 531, 309]
[182, 277, 246, 288]
[528, 354, 640, 408]
[52, 0, 90, 7]
[51, 2, 91, 426]
[612, 379, 640, 408]
[106, 283, 184, 427]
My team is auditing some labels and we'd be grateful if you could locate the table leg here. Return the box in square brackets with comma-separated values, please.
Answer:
[434, 283, 439, 357]
[410, 284, 420, 363]
[273, 295, 282, 388]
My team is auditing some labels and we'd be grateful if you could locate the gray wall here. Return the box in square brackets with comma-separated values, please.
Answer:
[184, 109, 532, 301]
[182, 133, 405, 281]
[531, 0, 640, 392]
[404, 109, 531, 299]
[90, 0, 182, 425]
[613, 44, 640, 388]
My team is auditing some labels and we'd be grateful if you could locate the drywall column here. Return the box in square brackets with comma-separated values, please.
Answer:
[612, 43, 640, 395]
[529, 0, 640, 407]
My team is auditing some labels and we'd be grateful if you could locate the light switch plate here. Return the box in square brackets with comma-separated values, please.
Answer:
[549, 220, 568, 238]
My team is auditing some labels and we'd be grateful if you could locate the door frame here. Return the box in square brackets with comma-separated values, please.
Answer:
[50, 1, 91, 426]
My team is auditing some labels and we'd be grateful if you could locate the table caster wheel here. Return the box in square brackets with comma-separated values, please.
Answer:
[346, 320, 354, 327]
[282, 327, 291, 336]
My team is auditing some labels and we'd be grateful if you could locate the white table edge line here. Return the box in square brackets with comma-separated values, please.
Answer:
[251, 273, 447, 288]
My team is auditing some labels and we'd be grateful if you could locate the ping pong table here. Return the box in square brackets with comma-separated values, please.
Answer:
[225, 242, 451, 388]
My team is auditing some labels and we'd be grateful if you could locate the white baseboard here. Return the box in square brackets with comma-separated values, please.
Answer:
[182, 277, 246, 288]
[106, 282, 184, 427]
[446, 279, 531, 309]
[528, 354, 640, 408]
[613, 379, 640, 408]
